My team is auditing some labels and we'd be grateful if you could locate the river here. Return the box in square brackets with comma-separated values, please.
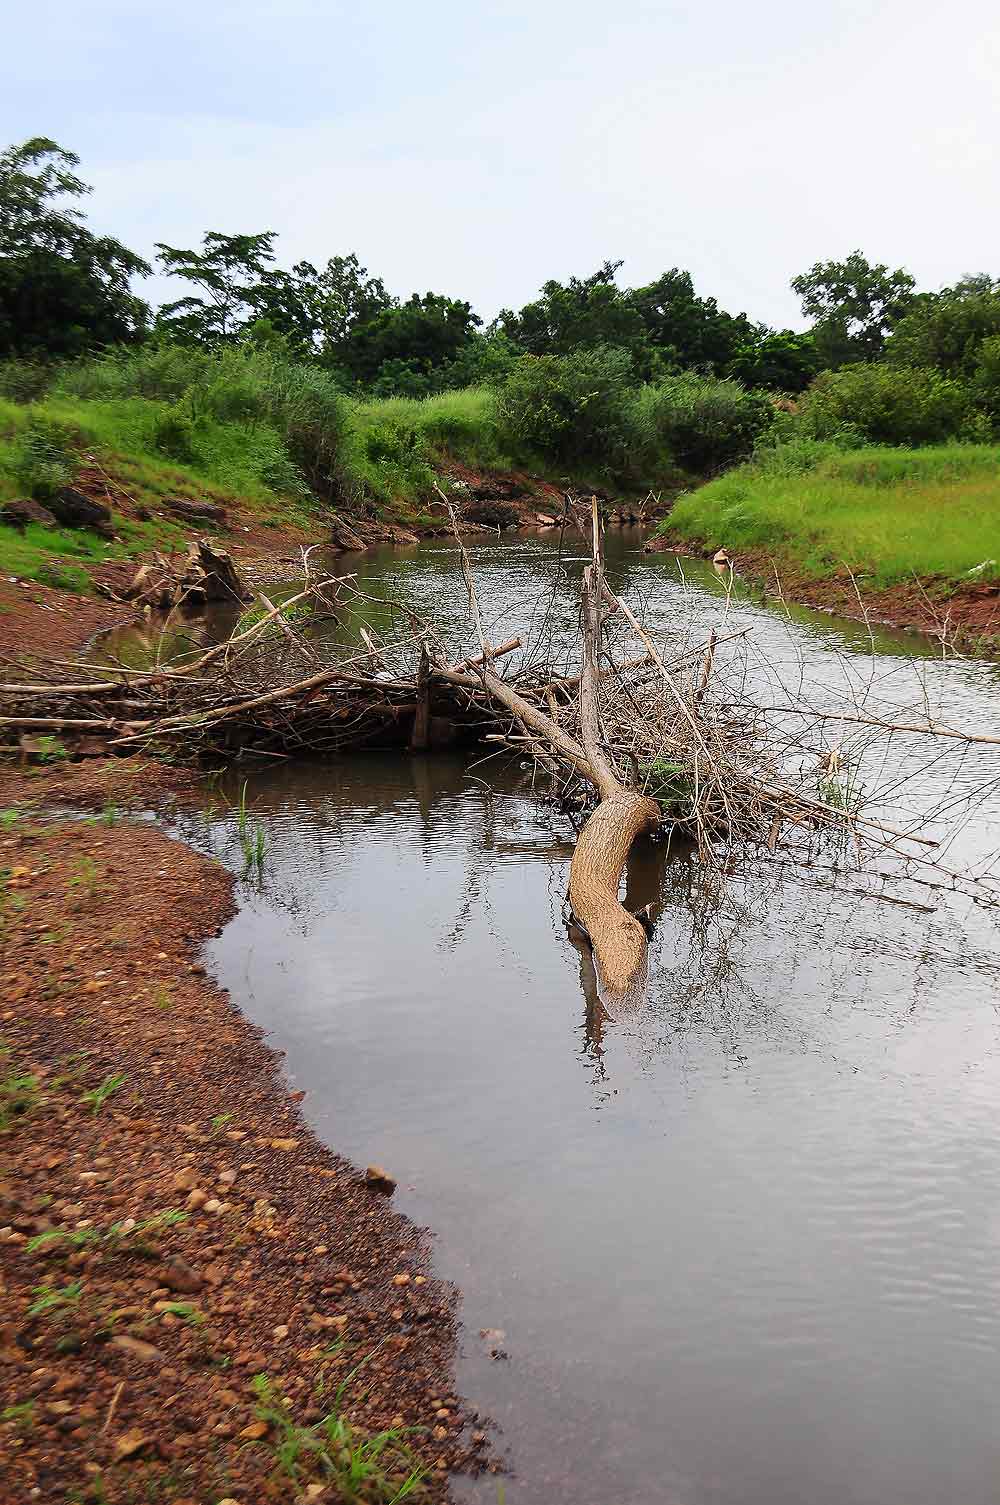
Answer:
[143, 530, 1000, 1504]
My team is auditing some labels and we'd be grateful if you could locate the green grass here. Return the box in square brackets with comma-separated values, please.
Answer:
[342, 386, 514, 508]
[661, 441, 1000, 585]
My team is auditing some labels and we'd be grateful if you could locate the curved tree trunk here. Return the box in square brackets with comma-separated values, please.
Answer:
[568, 790, 660, 1010]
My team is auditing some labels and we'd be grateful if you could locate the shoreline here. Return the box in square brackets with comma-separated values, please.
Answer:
[0, 758, 495, 1502]
[643, 534, 1000, 651]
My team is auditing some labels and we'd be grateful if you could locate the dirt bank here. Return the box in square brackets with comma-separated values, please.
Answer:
[0, 760, 495, 1504]
[643, 535, 1000, 650]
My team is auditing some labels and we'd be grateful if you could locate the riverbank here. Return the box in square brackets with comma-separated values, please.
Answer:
[0, 759, 495, 1503]
[651, 440, 1000, 650]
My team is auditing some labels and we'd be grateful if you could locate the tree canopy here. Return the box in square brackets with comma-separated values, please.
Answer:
[0, 137, 149, 357]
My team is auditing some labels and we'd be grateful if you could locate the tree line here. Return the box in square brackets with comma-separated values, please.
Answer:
[4, 135, 1000, 483]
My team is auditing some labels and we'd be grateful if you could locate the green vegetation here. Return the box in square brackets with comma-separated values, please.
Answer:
[79, 1072, 126, 1113]
[662, 442, 1000, 585]
[0, 1040, 40, 1130]
[249, 1370, 428, 1502]
[4, 134, 1000, 597]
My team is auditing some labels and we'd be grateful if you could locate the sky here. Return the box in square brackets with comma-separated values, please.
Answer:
[4, 0, 999, 328]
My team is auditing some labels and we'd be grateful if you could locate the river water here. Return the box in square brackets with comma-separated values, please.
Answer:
[153, 532, 1000, 1504]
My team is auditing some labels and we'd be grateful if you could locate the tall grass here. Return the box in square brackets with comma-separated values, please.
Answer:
[662, 442, 1000, 584]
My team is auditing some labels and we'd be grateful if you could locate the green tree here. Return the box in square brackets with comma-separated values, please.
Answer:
[0, 137, 149, 358]
[629, 268, 755, 375]
[496, 262, 644, 358]
[886, 277, 1000, 377]
[340, 292, 481, 385]
[791, 250, 916, 366]
[252, 253, 393, 362]
[154, 231, 278, 344]
[724, 328, 820, 392]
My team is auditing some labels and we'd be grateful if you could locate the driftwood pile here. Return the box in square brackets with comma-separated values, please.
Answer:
[4, 507, 1000, 1010]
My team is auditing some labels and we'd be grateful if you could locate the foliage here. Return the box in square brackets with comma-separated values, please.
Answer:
[626, 375, 774, 474]
[886, 279, 1000, 376]
[791, 249, 916, 366]
[660, 441, 1000, 584]
[725, 328, 820, 392]
[796, 363, 978, 446]
[630, 267, 756, 375]
[249, 1370, 428, 1501]
[339, 292, 481, 386]
[496, 346, 635, 467]
[155, 231, 279, 345]
[0, 138, 149, 357]
[80, 1072, 126, 1113]
[5, 414, 75, 498]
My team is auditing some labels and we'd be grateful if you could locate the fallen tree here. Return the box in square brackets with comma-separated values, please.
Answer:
[4, 512, 1000, 1013]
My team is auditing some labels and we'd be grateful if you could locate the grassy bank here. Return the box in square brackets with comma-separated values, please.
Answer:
[660, 441, 1000, 585]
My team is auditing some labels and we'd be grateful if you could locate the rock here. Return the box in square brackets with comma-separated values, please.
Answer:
[165, 497, 227, 524]
[159, 1254, 202, 1294]
[464, 501, 520, 529]
[48, 488, 113, 536]
[364, 1165, 396, 1195]
[115, 1428, 152, 1460]
[185, 1189, 207, 1210]
[239, 1419, 270, 1440]
[269, 1138, 299, 1151]
[110, 1335, 166, 1364]
[181, 539, 249, 602]
[392, 1273, 411, 1287]
[171, 1167, 199, 1192]
[329, 514, 366, 552]
[0, 498, 58, 530]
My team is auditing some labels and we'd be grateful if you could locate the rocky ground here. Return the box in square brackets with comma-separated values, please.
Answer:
[0, 761, 497, 1504]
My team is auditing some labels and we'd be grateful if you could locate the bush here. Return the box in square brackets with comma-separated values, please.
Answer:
[0, 360, 53, 403]
[151, 407, 197, 463]
[796, 364, 977, 446]
[54, 344, 210, 402]
[627, 375, 774, 474]
[497, 346, 635, 468]
[5, 415, 76, 499]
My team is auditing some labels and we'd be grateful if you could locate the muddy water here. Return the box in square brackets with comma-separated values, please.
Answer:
[171, 533, 1000, 1504]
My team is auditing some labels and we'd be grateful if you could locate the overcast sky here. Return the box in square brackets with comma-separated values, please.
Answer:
[4, 0, 999, 328]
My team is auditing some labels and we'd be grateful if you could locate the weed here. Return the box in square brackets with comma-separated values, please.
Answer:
[28, 1278, 83, 1317]
[0, 1400, 35, 1430]
[26, 1210, 187, 1259]
[235, 780, 267, 875]
[68, 854, 100, 897]
[101, 800, 119, 826]
[0, 1041, 40, 1130]
[210, 1112, 234, 1134]
[32, 734, 67, 763]
[80, 1072, 126, 1114]
[0, 807, 21, 830]
[248, 1358, 428, 1501]
[157, 1301, 204, 1325]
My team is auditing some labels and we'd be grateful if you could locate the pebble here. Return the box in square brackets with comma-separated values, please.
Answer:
[115, 1429, 151, 1460]
[364, 1164, 397, 1195]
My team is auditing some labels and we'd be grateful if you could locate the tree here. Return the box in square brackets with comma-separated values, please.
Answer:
[629, 268, 755, 375]
[496, 261, 644, 357]
[886, 277, 1000, 377]
[725, 328, 820, 392]
[791, 250, 916, 366]
[340, 292, 481, 385]
[155, 231, 278, 344]
[251, 253, 393, 362]
[0, 137, 149, 357]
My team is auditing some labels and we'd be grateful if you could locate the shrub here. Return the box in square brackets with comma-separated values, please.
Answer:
[627, 374, 774, 474]
[5, 415, 76, 499]
[151, 406, 198, 463]
[796, 364, 976, 446]
[496, 346, 635, 468]
[0, 360, 53, 403]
